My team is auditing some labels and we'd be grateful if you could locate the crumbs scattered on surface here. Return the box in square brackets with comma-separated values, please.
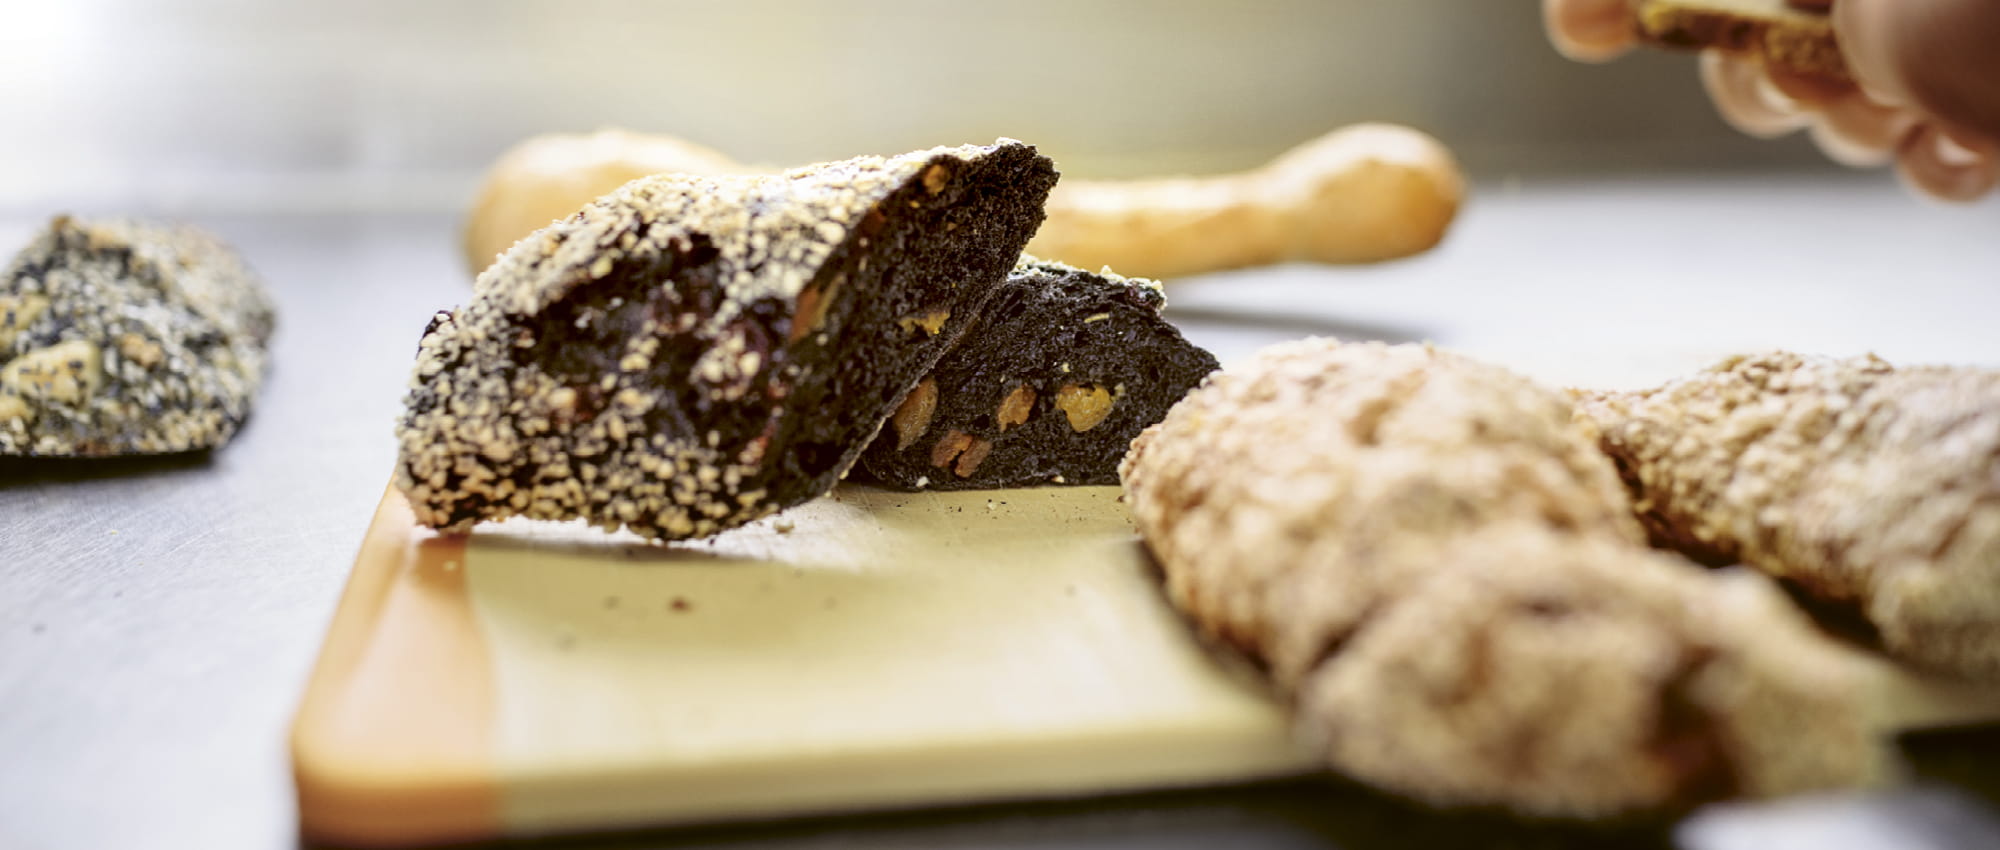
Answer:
[773, 517, 795, 534]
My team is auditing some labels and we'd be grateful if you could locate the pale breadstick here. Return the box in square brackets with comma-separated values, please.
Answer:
[461, 129, 744, 275]
[1026, 124, 1463, 279]
[460, 126, 1464, 279]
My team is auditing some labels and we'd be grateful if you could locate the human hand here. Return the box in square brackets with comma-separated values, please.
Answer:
[1544, 0, 2000, 201]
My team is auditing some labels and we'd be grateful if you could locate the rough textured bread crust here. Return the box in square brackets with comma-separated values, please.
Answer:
[1636, 0, 1850, 81]
[1120, 339, 1882, 816]
[0, 216, 275, 456]
[1574, 352, 2000, 680]
[854, 256, 1218, 490]
[397, 141, 1057, 540]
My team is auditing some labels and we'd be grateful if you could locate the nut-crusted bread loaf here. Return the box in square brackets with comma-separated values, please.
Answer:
[396, 141, 1057, 540]
[1119, 339, 1882, 817]
[1574, 352, 2000, 680]
[854, 257, 1216, 490]
[0, 216, 274, 456]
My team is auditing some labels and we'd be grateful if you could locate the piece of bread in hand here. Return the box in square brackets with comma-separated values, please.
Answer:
[1635, 0, 1850, 81]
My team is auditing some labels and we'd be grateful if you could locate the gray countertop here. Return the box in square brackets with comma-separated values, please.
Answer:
[2, 175, 1998, 850]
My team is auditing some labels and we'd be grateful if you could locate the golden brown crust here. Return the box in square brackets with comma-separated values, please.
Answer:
[1574, 351, 2000, 680]
[1635, 0, 1851, 81]
[1120, 339, 1882, 816]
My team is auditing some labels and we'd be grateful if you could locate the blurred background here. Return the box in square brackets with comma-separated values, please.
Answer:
[6, 5, 2000, 850]
[0, 0, 1851, 216]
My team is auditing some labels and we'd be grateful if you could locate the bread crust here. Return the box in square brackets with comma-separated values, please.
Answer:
[1120, 339, 1882, 815]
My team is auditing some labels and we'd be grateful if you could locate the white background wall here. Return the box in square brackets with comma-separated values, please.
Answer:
[0, 0, 1838, 215]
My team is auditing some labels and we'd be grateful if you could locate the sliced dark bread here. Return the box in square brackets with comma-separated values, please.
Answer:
[396, 140, 1058, 539]
[856, 257, 1218, 490]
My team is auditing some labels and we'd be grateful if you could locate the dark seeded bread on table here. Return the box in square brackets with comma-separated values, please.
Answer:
[855, 257, 1217, 490]
[0, 216, 275, 456]
[396, 140, 1058, 540]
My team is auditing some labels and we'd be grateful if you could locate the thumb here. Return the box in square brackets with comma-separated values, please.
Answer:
[1831, 0, 2000, 146]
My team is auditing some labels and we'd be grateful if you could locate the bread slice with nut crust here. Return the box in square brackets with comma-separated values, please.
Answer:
[395, 141, 1057, 540]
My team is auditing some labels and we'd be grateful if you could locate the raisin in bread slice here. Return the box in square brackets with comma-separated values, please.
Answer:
[396, 140, 1058, 540]
[855, 257, 1217, 490]
[0, 216, 275, 456]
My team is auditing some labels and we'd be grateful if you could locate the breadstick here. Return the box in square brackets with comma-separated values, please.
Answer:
[1119, 339, 2000, 817]
[1574, 351, 2000, 680]
[460, 126, 1464, 279]
[461, 130, 745, 277]
[1027, 124, 1463, 278]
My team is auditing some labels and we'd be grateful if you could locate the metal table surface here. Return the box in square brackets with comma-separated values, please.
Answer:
[3, 175, 1999, 850]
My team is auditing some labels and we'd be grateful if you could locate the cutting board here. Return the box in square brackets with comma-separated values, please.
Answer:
[291, 484, 1316, 847]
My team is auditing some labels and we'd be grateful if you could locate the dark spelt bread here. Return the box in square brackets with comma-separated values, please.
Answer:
[396, 141, 1057, 540]
[854, 257, 1217, 490]
[0, 216, 275, 456]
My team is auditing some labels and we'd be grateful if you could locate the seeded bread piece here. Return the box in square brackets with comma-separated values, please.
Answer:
[396, 141, 1057, 540]
[0, 216, 275, 456]
[1635, 0, 1849, 81]
[1119, 339, 1882, 816]
[1574, 352, 2000, 680]
[854, 257, 1218, 490]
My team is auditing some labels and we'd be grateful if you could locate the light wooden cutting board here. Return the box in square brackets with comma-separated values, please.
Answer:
[291, 483, 1316, 847]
